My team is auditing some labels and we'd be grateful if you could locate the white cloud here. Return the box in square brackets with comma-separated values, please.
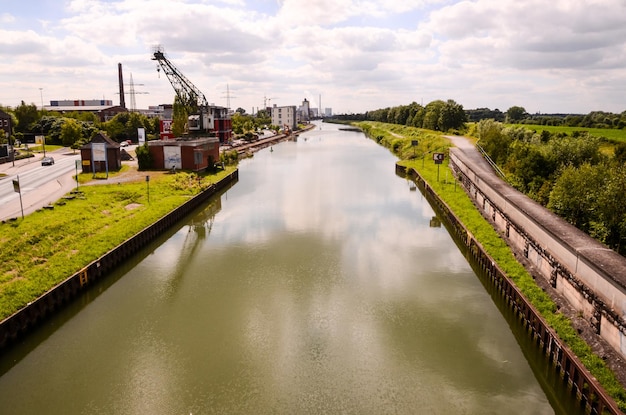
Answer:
[0, 0, 625, 114]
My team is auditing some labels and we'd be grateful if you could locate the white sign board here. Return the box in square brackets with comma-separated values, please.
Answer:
[92, 142, 106, 162]
[163, 146, 182, 170]
[137, 127, 146, 145]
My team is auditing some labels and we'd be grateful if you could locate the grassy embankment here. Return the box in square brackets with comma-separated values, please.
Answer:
[354, 120, 626, 410]
[509, 123, 626, 155]
[0, 166, 236, 321]
[509, 124, 626, 143]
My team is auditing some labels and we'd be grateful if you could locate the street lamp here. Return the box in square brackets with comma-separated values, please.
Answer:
[39, 88, 46, 157]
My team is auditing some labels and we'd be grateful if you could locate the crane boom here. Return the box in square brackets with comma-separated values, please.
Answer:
[151, 45, 232, 143]
[152, 46, 208, 113]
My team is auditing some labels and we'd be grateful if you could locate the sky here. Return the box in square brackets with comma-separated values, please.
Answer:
[1, 0, 625, 115]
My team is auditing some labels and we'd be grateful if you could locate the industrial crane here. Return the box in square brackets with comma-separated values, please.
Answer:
[152, 45, 212, 134]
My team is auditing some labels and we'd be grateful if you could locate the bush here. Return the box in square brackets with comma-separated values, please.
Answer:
[135, 143, 153, 170]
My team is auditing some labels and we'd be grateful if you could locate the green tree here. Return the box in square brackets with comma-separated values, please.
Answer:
[439, 99, 466, 131]
[135, 143, 153, 171]
[504, 141, 554, 204]
[545, 133, 602, 169]
[13, 101, 39, 133]
[506, 106, 527, 123]
[596, 165, 626, 253]
[60, 118, 83, 148]
[395, 105, 410, 125]
[421, 100, 445, 130]
[172, 96, 188, 137]
[476, 119, 511, 166]
[548, 163, 605, 235]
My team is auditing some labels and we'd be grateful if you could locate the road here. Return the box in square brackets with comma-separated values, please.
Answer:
[0, 150, 80, 221]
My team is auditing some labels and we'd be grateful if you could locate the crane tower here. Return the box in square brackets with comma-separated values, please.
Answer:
[152, 45, 216, 135]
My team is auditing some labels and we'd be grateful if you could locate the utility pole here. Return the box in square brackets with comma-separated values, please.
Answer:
[39, 87, 46, 157]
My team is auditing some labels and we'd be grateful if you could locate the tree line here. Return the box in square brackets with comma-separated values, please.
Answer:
[333, 102, 626, 131]
[1, 101, 160, 150]
[332, 99, 467, 132]
[467, 106, 626, 129]
[0, 100, 290, 152]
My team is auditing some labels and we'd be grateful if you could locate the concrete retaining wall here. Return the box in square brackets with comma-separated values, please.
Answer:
[449, 148, 626, 359]
[397, 162, 622, 414]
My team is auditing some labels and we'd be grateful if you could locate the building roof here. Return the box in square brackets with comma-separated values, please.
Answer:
[80, 132, 120, 149]
[44, 105, 123, 112]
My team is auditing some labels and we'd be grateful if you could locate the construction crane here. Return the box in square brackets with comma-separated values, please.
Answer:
[151, 45, 211, 133]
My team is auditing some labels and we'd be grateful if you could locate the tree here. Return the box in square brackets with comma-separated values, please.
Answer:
[172, 96, 188, 137]
[395, 105, 410, 125]
[13, 101, 39, 133]
[545, 133, 603, 169]
[476, 119, 511, 166]
[135, 143, 153, 171]
[548, 163, 605, 235]
[439, 99, 466, 131]
[60, 118, 83, 148]
[423, 100, 445, 130]
[506, 106, 527, 123]
[596, 165, 626, 253]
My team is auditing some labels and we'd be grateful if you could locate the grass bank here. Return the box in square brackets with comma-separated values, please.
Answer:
[510, 123, 626, 143]
[355, 121, 626, 410]
[0, 167, 236, 321]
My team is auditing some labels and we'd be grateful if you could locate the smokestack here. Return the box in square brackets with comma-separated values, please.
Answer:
[118, 63, 126, 109]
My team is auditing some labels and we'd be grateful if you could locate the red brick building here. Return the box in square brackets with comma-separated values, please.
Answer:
[148, 137, 220, 171]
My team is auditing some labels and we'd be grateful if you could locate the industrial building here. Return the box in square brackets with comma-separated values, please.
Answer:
[44, 99, 127, 122]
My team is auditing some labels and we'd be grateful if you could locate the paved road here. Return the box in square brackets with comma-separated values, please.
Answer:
[0, 149, 80, 220]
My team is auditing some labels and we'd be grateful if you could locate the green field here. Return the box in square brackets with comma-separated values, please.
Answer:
[510, 123, 626, 143]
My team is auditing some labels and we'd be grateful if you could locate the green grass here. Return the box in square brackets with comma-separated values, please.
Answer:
[510, 123, 626, 143]
[355, 120, 626, 411]
[0, 167, 236, 320]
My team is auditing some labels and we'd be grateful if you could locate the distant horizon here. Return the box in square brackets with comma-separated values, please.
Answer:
[5, 98, 622, 118]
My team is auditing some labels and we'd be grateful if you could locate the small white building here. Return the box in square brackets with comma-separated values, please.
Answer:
[271, 105, 297, 132]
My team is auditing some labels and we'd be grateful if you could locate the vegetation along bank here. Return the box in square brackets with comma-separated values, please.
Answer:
[0, 165, 238, 344]
[353, 120, 626, 412]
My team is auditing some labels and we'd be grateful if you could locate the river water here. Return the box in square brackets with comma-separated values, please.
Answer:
[0, 122, 557, 414]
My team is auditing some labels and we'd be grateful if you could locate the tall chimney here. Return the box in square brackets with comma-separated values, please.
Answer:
[118, 63, 126, 109]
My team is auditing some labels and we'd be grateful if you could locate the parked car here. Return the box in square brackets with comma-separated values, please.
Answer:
[41, 156, 55, 166]
[120, 140, 132, 147]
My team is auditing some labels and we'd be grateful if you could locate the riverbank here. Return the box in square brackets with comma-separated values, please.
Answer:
[0, 124, 317, 348]
[0, 167, 238, 348]
[354, 120, 626, 412]
[225, 123, 316, 157]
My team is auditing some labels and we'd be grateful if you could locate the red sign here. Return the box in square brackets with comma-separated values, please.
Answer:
[160, 120, 175, 140]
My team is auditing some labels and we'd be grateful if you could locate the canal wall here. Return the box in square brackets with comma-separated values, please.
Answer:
[0, 169, 238, 350]
[396, 162, 623, 415]
[448, 148, 626, 361]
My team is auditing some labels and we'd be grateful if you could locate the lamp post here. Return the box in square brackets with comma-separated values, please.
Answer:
[39, 88, 46, 157]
